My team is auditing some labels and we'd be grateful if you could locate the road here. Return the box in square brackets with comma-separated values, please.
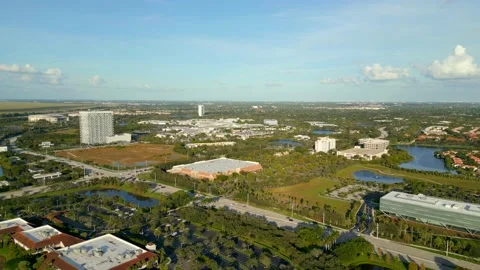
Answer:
[364, 234, 478, 270]
[211, 198, 304, 228]
[377, 127, 388, 139]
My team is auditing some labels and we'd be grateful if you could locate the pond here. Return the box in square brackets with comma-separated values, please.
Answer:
[312, 130, 334, 135]
[396, 145, 453, 173]
[81, 189, 159, 208]
[0, 166, 3, 177]
[353, 170, 404, 184]
[270, 139, 303, 147]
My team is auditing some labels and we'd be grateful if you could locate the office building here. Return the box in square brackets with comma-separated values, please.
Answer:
[198, 105, 205, 117]
[358, 138, 389, 150]
[380, 191, 480, 233]
[79, 111, 114, 145]
[43, 234, 157, 270]
[336, 147, 388, 160]
[169, 157, 263, 180]
[28, 114, 68, 123]
[264, 119, 278, 126]
[12, 225, 83, 253]
[106, 133, 132, 144]
[0, 218, 34, 235]
[315, 137, 336, 153]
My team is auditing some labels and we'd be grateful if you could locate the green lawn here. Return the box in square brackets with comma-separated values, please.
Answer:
[347, 254, 407, 270]
[267, 177, 351, 214]
[336, 164, 480, 189]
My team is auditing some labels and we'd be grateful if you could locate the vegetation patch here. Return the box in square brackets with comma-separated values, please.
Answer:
[337, 164, 479, 189]
[56, 144, 186, 167]
[267, 177, 351, 213]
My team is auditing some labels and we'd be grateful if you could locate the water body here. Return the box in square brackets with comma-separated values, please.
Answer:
[0, 167, 3, 177]
[82, 189, 159, 208]
[396, 145, 452, 173]
[353, 170, 404, 184]
[312, 130, 334, 135]
[270, 139, 302, 147]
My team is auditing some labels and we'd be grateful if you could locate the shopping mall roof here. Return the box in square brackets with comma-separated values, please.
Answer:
[171, 157, 261, 174]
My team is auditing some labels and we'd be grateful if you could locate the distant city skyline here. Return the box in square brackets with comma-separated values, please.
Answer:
[1, 1, 480, 102]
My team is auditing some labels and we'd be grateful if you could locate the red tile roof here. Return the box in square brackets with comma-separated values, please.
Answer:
[12, 232, 83, 250]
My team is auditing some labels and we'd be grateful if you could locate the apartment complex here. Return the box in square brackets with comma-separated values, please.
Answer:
[79, 111, 114, 145]
[314, 137, 336, 153]
[28, 114, 68, 123]
[198, 105, 205, 117]
[11, 225, 83, 253]
[358, 138, 389, 150]
[380, 191, 480, 233]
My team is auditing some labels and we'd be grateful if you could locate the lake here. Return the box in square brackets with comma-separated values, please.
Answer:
[82, 189, 159, 208]
[270, 139, 303, 147]
[396, 145, 453, 173]
[312, 130, 334, 135]
[353, 170, 404, 184]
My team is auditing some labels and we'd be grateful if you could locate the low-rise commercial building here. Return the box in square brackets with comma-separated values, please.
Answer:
[185, 142, 236, 148]
[28, 114, 68, 123]
[39, 141, 54, 148]
[314, 137, 336, 153]
[0, 218, 34, 235]
[169, 157, 262, 180]
[32, 172, 62, 180]
[12, 225, 83, 253]
[0, 146, 8, 152]
[43, 234, 157, 270]
[358, 138, 389, 150]
[106, 133, 132, 144]
[380, 191, 480, 233]
[336, 147, 387, 160]
[294, 135, 311, 140]
[263, 119, 278, 126]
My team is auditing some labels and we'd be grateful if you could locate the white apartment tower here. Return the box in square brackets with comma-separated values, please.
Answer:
[198, 105, 205, 117]
[79, 111, 114, 145]
[315, 137, 336, 153]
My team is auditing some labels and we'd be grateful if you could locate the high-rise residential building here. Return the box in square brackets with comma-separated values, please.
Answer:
[79, 111, 114, 145]
[198, 105, 205, 117]
[314, 137, 336, 153]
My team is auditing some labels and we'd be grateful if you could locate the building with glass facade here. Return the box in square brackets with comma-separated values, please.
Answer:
[380, 191, 480, 233]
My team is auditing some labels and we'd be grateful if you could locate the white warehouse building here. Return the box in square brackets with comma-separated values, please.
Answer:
[79, 111, 114, 145]
[315, 137, 336, 153]
[106, 133, 132, 144]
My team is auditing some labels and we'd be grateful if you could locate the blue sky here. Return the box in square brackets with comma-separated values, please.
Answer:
[1, 0, 480, 101]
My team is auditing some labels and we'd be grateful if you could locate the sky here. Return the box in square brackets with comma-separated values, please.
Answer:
[1, 0, 480, 102]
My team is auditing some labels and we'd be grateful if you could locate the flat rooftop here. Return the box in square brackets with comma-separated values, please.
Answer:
[172, 157, 260, 173]
[337, 148, 386, 155]
[21, 225, 60, 243]
[381, 191, 480, 217]
[0, 218, 33, 231]
[54, 234, 150, 270]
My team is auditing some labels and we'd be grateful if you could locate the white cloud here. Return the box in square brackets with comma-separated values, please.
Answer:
[320, 76, 362, 84]
[362, 64, 409, 81]
[89, 75, 106, 87]
[0, 63, 63, 85]
[143, 84, 152, 89]
[426, 45, 480, 80]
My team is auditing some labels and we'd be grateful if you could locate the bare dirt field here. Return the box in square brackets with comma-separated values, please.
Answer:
[57, 144, 186, 167]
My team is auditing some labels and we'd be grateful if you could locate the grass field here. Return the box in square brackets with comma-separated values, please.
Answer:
[53, 129, 79, 135]
[57, 144, 186, 167]
[0, 101, 98, 113]
[337, 164, 480, 189]
[267, 177, 351, 213]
